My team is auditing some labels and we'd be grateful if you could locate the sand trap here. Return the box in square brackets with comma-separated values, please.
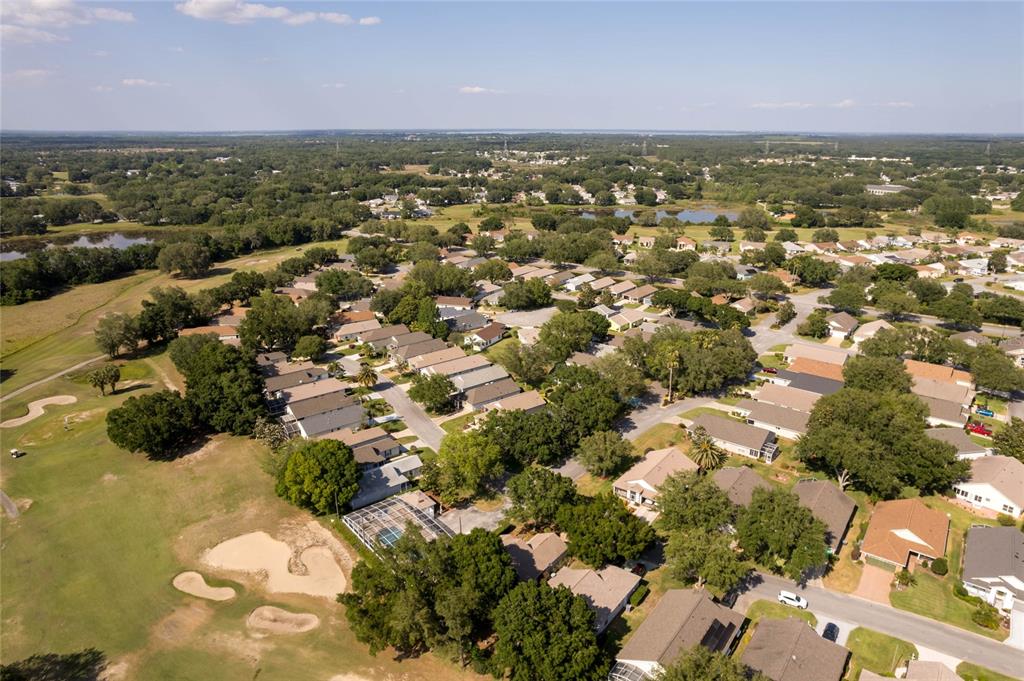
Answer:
[246, 606, 319, 635]
[173, 571, 236, 601]
[202, 531, 346, 598]
[1, 395, 77, 428]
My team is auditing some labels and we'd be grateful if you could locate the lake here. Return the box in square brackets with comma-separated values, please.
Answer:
[580, 206, 740, 223]
[0, 233, 155, 262]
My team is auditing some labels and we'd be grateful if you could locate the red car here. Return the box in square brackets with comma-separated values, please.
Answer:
[762, 367, 778, 374]
[966, 422, 993, 437]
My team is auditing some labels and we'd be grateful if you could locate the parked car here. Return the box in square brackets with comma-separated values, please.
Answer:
[630, 563, 647, 577]
[822, 623, 839, 642]
[762, 367, 778, 374]
[966, 421, 993, 437]
[777, 591, 808, 609]
[976, 407, 994, 417]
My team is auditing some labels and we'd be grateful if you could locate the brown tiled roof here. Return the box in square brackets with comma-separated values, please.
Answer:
[787, 357, 845, 382]
[473, 322, 506, 342]
[501, 532, 567, 581]
[904, 359, 973, 385]
[861, 499, 949, 566]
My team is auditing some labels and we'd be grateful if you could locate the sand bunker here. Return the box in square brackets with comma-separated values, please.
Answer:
[1, 395, 77, 428]
[173, 571, 236, 601]
[202, 531, 346, 598]
[246, 606, 319, 635]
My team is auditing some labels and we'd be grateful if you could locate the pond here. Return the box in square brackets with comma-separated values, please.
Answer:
[580, 206, 740, 224]
[0, 233, 155, 262]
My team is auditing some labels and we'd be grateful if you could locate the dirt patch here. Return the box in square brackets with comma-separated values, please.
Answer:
[246, 606, 319, 635]
[202, 528, 348, 599]
[150, 601, 214, 647]
[329, 675, 376, 681]
[15, 498, 32, 513]
[173, 571, 236, 601]
[1, 395, 77, 428]
[101, 473, 119, 483]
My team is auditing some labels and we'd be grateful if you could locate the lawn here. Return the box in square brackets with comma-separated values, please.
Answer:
[744, 599, 817, 627]
[679, 406, 733, 421]
[957, 662, 1022, 681]
[631, 422, 688, 452]
[889, 570, 1006, 641]
[823, 491, 872, 593]
[441, 412, 477, 434]
[575, 472, 613, 497]
[846, 627, 917, 677]
[0, 361, 480, 681]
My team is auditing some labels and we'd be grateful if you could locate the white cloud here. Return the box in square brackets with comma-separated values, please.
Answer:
[0, 0, 134, 27]
[751, 101, 815, 110]
[831, 98, 856, 109]
[1, 24, 66, 43]
[175, 1, 381, 27]
[122, 78, 169, 87]
[459, 85, 501, 95]
[3, 68, 53, 81]
[881, 101, 914, 108]
[321, 82, 345, 89]
[91, 84, 113, 92]
[90, 7, 134, 23]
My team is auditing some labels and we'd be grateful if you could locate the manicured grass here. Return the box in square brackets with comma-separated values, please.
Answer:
[757, 352, 787, 370]
[441, 412, 477, 434]
[575, 472, 613, 498]
[744, 599, 817, 627]
[889, 571, 1006, 641]
[846, 627, 917, 677]
[631, 422, 687, 452]
[957, 662, 1022, 681]
[679, 406, 733, 421]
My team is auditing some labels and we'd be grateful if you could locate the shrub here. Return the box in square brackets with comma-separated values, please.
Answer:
[997, 513, 1017, 527]
[850, 547, 861, 561]
[971, 603, 1001, 630]
[930, 557, 948, 576]
[953, 583, 968, 598]
[629, 583, 650, 608]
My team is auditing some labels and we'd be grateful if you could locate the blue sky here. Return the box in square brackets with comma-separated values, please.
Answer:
[1, 1, 1021, 133]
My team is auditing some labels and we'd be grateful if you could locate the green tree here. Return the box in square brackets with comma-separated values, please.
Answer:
[687, 425, 726, 470]
[736, 207, 769, 231]
[356, 363, 378, 389]
[842, 355, 912, 392]
[658, 645, 769, 681]
[773, 228, 798, 242]
[507, 467, 578, 528]
[736, 487, 829, 580]
[993, 417, 1024, 463]
[666, 528, 749, 592]
[501, 278, 553, 310]
[657, 471, 734, 533]
[796, 309, 830, 338]
[276, 439, 359, 514]
[709, 225, 734, 242]
[775, 301, 796, 326]
[106, 390, 196, 458]
[292, 334, 327, 361]
[748, 273, 787, 306]
[421, 431, 504, 504]
[479, 409, 568, 466]
[87, 364, 121, 395]
[826, 284, 867, 314]
[474, 259, 512, 283]
[811, 227, 840, 243]
[239, 290, 311, 351]
[94, 312, 139, 358]
[577, 430, 634, 477]
[492, 581, 607, 681]
[556, 493, 655, 567]
[408, 373, 456, 413]
[156, 242, 211, 278]
[315, 269, 374, 300]
[785, 255, 839, 287]
[538, 311, 608, 361]
[591, 352, 648, 402]
[493, 341, 551, 387]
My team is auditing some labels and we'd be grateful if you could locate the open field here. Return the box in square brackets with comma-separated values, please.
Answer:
[0, 357, 479, 681]
[0, 238, 348, 395]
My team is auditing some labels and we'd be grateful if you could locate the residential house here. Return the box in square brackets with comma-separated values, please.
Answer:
[753, 383, 821, 414]
[548, 565, 641, 633]
[792, 480, 856, 554]
[612, 589, 745, 679]
[712, 466, 771, 507]
[349, 455, 424, 509]
[911, 377, 974, 409]
[434, 295, 474, 310]
[735, 265, 759, 281]
[913, 264, 945, 279]
[607, 280, 637, 299]
[690, 413, 779, 463]
[295, 404, 367, 439]
[860, 498, 949, 568]
[675, 236, 696, 251]
[255, 351, 287, 367]
[613, 446, 699, 509]
[360, 324, 410, 344]
[334, 319, 382, 342]
[738, 241, 765, 253]
[424, 354, 491, 377]
[780, 241, 805, 257]
[920, 395, 969, 428]
[260, 359, 319, 378]
[565, 273, 596, 292]
[408, 346, 466, 371]
[783, 343, 848, 366]
[465, 322, 506, 351]
[545, 270, 575, 288]
[730, 297, 756, 315]
[465, 377, 521, 410]
[450, 364, 510, 393]
[264, 366, 329, 394]
[786, 357, 846, 383]
[925, 427, 989, 459]
[278, 378, 348, 405]
[589, 304, 617, 319]
[701, 240, 731, 255]
[637, 236, 657, 249]
[483, 390, 546, 414]
[609, 308, 646, 332]
[949, 331, 991, 348]
[522, 267, 558, 281]
[612, 234, 635, 250]
[958, 258, 989, 277]
[178, 325, 240, 345]
[866, 184, 909, 195]
[767, 370, 844, 396]
[999, 336, 1024, 368]
[324, 427, 402, 467]
[378, 331, 434, 355]
[624, 284, 659, 305]
[903, 662, 962, 681]
[733, 399, 809, 440]
[852, 319, 893, 344]
[501, 533, 568, 581]
[590, 276, 617, 291]
[951, 455, 1024, 518]
[286, 391, 358, 424]
[805, 242, 839, 254]
[962, 526, 1024, 613]
[394, 338, 448, 363]
[442, 310, 489, 333]
[741, 618, 850, 681]
[825, 311, 859, 338]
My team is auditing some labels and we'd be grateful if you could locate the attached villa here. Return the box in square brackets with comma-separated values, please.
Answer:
[962, 526, 1024, 613]
[548, 565, 641, 633]
[689, 414, 779, 463]
[951, 455, 1024, 518]
[613, 446, 699, 509]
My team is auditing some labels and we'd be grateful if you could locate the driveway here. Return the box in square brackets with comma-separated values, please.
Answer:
[1009, 605, 1024, 650]
[854, 563, 894, 604]
[493, 306, 559, 328]
[550, 457, 587, 481]
[374, 380, 445, 452]
[440, 499, 510, 534]
[735, 572, 1024, 679]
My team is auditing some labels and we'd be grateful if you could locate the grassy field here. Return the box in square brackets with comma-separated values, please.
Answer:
[0, 356, 479, 681]
[957, 662, 1022, 681]
[0, 238, 348, 395]
[845, 627, 917, 677]
[631, 422, 687, 452]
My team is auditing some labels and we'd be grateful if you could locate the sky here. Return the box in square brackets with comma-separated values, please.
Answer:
[1, 0, 1021, 133]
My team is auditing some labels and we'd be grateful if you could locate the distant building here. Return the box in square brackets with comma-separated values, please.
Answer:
[866, 184, 909, 195]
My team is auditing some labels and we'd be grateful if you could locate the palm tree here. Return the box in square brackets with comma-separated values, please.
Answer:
[688, 425, 726, 471]
[357, 364, 378, 390]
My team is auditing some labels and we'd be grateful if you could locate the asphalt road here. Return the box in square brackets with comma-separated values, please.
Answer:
[737, 572, 1024, 677]
[0, 490, 20, 519]
[374, 380, 445, 452]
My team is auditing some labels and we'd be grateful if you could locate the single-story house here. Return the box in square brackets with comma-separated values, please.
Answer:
[609, 308, 646, 332]
[675, 236, 696, 251]
[589, 304, 617, 319]
[548, 565, 641, 633]
[465, 377, 521, 410]
[792, 480, 856, 554]
[613, 446, 698, 509]
[286, 390, 358, 423]
[545, 270, 576, 288]
[958, 258, 989, 277]
[952, 455, 1024, 518]
[783, 343, 848, 366]
[741, 617, 849, 681]
[924, 427, 989, 459]
[962, 526, 1024, 613]
[349, 455, 424, 509]
[624, 284, 659, 305]
[394, 338, 448, 363]
[450, 364, 509, 393]
[377, 331, 434, 354]
[637, 236, 656, 249]
[178, 325, 240, 345]
[767, 370, 844, 397]
[613, 589, 744, 679]
[786, 357, 846, 383]
[851, 319, 893, 344]
[701, 240, 731, 254]
[408, 346, 466, 371]
[825, 311, 859, 338]
[360, 324, 410, 344]
[483, 390, 546, 414]
[712, 466, 772, 507]
[321, 426, 403, 467]
[690, 413, 779, 463]
[465, 322, 506, 351]
[780, 241, 805, 257]
[264, 366, 329, 394]
[920, 396, 969, 428]
[444, 310, 490, 333]
[607, 280, 637, 298]
[589, 276, 617, 291]
[999, 336, 1024, 368]
[279, 377, 348, 404]
[435, 296, 474, 310]
[904, 359, 974, 388]
[424, 354, 491, 377]
[260, 359, 320, 378]
[949, 331, 991, 348]
[860, 498, 949, 568]
[565, 273, 596, 292]
[730, 297, 756, 315]
[334, 319, 382, 341]
[753, 383, 821, 414]
[255, 351, 287, 367]
[910, 377, 974, 409]
[295, 404, 367, 439]
[501, 532, 568, 581]
[733, 399, 809, 440]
